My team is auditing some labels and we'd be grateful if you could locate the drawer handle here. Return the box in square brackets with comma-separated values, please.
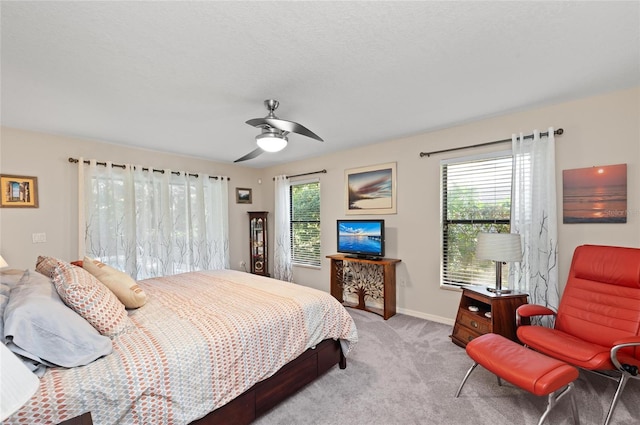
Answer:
[467, 335, 474, 342]
[470, 320, 478, 328]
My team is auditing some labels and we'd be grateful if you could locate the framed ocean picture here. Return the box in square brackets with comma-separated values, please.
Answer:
[562, 163, 627, 223]
[345, 162, 397, 215]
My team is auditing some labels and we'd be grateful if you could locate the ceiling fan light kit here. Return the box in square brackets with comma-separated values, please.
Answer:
[256, 132, 288, 152]
[235, 99, 324, 163]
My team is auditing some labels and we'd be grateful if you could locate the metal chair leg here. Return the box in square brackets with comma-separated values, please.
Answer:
[537, 383, 579, 425]
[603, 374, 629, 425]
[569, 383, 580, 425]
[455, 362, 478, 398]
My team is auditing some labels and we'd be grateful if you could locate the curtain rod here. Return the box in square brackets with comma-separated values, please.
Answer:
[419, 128, 564, 158]
[68, 157, 230, 180]
[273, 169, 327, 181]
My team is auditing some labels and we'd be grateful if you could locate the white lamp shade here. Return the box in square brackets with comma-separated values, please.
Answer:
[256, 133, 288, 152]
[0, 255, 8, 269]
[0, 345, 39, 420]
[476, 232, 522, 262]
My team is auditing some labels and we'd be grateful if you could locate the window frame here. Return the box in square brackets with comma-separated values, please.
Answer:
[289, 178, 321, 268]
[440, 150, 513, 289]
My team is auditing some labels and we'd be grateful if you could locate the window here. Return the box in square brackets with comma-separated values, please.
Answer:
[441, 152, 512, 287]
[290, 180, 321, 267]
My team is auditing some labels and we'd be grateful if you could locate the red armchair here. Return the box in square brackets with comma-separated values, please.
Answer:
[517, 244, 640, 425]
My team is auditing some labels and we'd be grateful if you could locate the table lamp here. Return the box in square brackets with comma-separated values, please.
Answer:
[1, 344, 40, 420]
[476, 232, 522, 294]
[0, 255, 8, 269]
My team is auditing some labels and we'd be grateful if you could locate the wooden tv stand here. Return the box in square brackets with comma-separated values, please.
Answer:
[327, 254, 401, 320]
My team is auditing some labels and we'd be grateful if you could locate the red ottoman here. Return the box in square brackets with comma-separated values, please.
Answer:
[455, 333, 580, 425]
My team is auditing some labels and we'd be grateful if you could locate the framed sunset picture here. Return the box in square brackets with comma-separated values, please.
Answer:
[562, 163, 627, 223]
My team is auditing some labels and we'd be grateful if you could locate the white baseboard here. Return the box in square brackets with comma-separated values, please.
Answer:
[395, 307, 455, 326]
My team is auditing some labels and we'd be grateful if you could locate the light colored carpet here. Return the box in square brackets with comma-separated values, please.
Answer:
[255, 308, 639, 425]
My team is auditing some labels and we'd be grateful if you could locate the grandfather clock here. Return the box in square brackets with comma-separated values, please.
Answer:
[248, 211, 269, 276]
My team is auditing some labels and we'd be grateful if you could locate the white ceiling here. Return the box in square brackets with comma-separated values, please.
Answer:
[1, 1, 639, 168]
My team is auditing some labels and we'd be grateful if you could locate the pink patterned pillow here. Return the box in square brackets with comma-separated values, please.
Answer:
[52, 260, 132, 338]
[35, 255, 61, 278]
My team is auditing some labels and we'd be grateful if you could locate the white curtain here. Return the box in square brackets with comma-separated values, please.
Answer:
[510, 128, 559, 324]
[81, 159, 229, 280]
[273, 175, 292, 282]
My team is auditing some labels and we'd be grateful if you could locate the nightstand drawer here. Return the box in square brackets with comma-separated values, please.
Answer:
[452, 324, 483, 345]
[457, 309, 491, 334]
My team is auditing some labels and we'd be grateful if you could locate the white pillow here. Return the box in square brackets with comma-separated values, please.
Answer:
[82, 257, 147, 309]
[3, 270, 112, 371]
[1, 269, 26, 343]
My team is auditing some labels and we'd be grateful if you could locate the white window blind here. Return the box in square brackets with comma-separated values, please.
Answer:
[441, 153, 513, 287]
[290, 180, 321, 267]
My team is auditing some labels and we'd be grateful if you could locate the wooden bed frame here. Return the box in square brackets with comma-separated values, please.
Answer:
[59, 338, 346, 425]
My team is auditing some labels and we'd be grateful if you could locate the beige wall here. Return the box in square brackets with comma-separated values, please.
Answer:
[264, 86, 640, 323]
[0, 129, 265, 273]
[1, 86, 638, 325]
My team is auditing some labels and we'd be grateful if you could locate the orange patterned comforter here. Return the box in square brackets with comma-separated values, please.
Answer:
[5, 270, 358, 425]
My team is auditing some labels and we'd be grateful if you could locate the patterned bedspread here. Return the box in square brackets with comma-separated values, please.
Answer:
[5, 270, 358, 425]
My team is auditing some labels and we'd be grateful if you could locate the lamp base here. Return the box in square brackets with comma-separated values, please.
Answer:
[488, 261, 512, 294]
[487, 287, 512, 295]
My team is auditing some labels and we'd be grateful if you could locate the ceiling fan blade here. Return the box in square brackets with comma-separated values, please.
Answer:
[245, 117, 323, 142]
[245, 118, 271, 128]
[234, 147, 264, 163]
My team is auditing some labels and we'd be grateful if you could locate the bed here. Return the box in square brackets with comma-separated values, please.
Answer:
[1, 264, 358, 425]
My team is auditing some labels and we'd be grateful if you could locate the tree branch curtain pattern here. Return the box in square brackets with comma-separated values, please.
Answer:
[78, 158, 229, 280]
[273, 175, 292, 282]
[510, 129, 559, 325]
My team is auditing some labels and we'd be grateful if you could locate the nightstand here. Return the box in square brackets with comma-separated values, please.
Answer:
[451, 285, 528, 348]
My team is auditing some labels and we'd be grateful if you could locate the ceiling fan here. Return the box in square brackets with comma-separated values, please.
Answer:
[234, 99, 324, 163]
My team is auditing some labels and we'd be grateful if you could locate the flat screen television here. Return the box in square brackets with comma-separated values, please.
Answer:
[337, 219, 385, 259]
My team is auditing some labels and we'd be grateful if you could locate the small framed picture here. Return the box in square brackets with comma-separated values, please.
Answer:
[0, 174, 39, 208]
[236, 187, 252, 204]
